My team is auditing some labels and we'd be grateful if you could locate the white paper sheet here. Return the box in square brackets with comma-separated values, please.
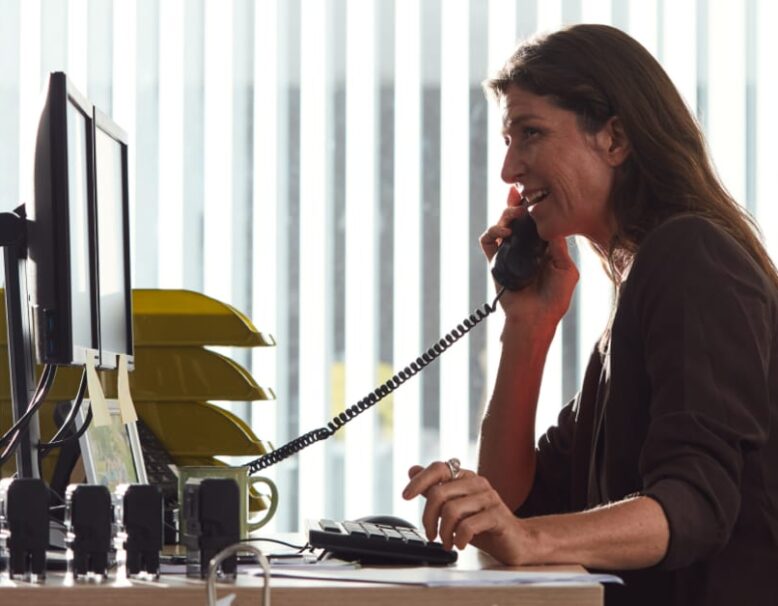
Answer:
[266, 566, 623, 587]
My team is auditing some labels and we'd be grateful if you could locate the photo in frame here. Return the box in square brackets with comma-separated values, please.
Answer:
[77, 399, 148, 491]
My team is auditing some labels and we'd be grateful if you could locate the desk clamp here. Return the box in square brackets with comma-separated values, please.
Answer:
[206, 543, 270, 606]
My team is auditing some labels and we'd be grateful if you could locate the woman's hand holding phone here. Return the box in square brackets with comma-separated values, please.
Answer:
[479, 187, 579, 335]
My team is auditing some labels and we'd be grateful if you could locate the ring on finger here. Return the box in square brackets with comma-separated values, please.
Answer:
[445, 457, 461, 481]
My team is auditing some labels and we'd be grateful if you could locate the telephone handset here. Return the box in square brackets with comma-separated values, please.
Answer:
[245, 204, 546, 475]
[491, 207, 548, 291]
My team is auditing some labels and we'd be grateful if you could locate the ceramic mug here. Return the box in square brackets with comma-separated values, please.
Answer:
[177, 465, 278, 539]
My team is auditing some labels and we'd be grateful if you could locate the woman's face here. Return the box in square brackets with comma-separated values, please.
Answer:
[500, 85, 624, 248]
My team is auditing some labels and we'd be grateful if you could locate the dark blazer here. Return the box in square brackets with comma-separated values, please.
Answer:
[517, 216, 778, 605]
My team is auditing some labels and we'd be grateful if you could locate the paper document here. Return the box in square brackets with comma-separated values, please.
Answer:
[268, 566, 622, 587]
[268, 554, 359, 570]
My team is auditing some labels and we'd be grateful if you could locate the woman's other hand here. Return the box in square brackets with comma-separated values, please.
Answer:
[402, 461, 530, 566]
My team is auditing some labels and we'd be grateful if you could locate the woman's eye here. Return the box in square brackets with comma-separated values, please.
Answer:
[523, 127, 540, 138]
[503, 136, 510, 146]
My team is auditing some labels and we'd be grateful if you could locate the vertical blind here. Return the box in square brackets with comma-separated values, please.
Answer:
[1, 0, 777, 531]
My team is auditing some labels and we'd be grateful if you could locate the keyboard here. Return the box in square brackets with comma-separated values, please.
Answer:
[308, 519, 458, 565]
[136, 419, 179, 504]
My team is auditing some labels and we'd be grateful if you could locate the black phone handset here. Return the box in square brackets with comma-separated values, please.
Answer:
[490, 205, 548, 291]
[245, 203, 546, 475]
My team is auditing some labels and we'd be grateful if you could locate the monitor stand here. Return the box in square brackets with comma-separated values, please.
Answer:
[0, 205, 41, 479]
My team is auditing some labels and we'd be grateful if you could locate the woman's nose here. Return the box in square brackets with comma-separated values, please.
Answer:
[501, 146, 525, 184]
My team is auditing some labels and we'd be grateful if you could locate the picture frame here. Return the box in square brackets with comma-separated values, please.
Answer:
[77, 399, 148, 491]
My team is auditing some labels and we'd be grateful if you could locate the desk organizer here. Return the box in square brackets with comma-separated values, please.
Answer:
[0, 289, 276, 515]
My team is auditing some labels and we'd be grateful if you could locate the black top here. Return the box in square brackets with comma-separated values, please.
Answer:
[517, 216, 778, 605]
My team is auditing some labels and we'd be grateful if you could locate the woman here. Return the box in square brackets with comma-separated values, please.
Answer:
[402, 24, 778, 605]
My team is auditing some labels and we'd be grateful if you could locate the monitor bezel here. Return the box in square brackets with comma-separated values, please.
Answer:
[92, 107, 135, 370]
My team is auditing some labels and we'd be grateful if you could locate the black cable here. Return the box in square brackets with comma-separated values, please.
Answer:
[163, 520, 178, 533]
[37, 369, 88, 456]
[245, 289, 507, 474]
[38, 401, 93, 455]
[0, 365, 57, 465]
[0, 365, 56, 449]
[239, 537, 311, 551]
[47, 485, 65, 505]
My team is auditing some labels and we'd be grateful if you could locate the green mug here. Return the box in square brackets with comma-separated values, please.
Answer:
[177, 465, 278, 540]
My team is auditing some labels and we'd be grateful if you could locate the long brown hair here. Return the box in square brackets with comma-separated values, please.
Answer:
[484, 24, 778, 289]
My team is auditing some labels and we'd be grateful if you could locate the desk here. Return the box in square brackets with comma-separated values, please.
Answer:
[0, 547, 603, 605]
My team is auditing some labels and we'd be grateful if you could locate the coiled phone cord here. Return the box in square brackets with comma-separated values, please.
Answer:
[245, 287, 507, 474]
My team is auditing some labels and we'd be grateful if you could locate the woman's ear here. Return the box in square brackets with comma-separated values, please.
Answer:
[599, 116, 630, 167]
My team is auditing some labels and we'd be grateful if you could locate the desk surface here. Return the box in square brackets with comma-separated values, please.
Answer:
[0, 546, 603, 606]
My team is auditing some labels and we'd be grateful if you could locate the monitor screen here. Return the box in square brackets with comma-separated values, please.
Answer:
[29, 72, 98, 365]
[66, 101, 95, 357]
[93, 109, 133, 369]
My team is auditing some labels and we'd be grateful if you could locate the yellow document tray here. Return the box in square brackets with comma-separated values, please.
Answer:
[98, 347, 275, 402]
[1, 346, 273, 410]
[133, 289, 275, 347]
[0, 288, 275, 347]
[134, 401, 270, 457]
[0, 347, 274, 402]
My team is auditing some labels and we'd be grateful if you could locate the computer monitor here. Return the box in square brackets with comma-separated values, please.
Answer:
[28, 71, 98, 366]
[93, 109, 134, 370]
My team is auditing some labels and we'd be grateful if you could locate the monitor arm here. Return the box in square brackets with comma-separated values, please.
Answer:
[0, 205, 40, 479]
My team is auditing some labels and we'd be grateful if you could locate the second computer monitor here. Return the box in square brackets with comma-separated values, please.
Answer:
[93, 109, 134, 370]
[30, 72, 97, 365]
